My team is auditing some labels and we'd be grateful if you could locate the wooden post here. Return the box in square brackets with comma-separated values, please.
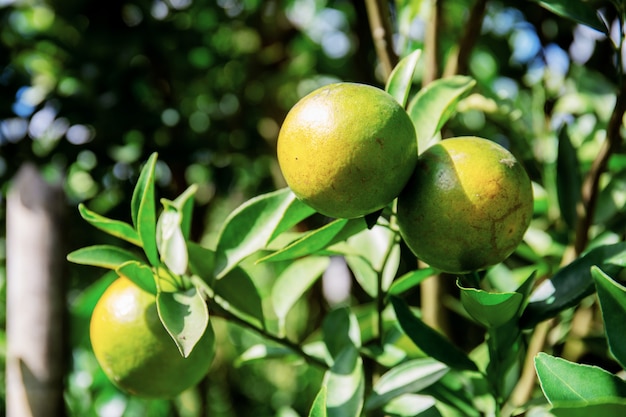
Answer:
[6, 164, 66, 417]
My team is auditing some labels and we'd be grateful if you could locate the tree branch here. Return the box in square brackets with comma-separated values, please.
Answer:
[574, 82, 626, 255]
[448, 0, 488, 76]
[365, 0, 398, 80]
[423, 0, 442, 85]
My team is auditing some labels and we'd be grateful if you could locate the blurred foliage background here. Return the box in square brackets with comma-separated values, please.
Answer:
[1, 0, 624, 416]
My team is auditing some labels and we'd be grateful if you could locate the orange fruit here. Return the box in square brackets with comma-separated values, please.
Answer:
[90, 276, 215, 397]
[397, 137, 533, 274]
[277, 82, 417, 218]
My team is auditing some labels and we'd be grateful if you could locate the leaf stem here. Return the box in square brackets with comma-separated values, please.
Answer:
[190, 275, 329, 370]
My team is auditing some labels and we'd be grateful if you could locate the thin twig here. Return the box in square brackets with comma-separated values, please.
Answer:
[364, 0, 398, 80]
[446, 0, 488, 76]
[423, 0, 442, 86]
[574, 82, 626, 254]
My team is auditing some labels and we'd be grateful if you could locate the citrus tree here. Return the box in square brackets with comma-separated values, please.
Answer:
[66, 1, 626, 416]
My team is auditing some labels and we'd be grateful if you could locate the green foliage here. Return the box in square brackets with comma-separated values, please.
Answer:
[5, 0, 626, 415]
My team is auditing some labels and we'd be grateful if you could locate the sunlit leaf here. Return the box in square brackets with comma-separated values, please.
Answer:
[365, 358, 448, 410]
[390, 296, 478, 372]
[388, 268, 438, 296]
[156, 286, 210, 357]
[385, 49, 422, 107]
[67, 245, 142, 270]
[214, 188, 315, 278]
[323, 308, 361, 361]
[272, 256, 330, 334]
[116, 260, 157, 294]
[407, 76, 476, 151]
[236, 344, 296, 366]
[382, 394, 440, 417]
[188, 242, 215, 283]
[309, 386, 328, 417]
[78, 203, 140, 246]
[259, 218, 368, 263]
[592, 266, 626, 369]
[535, 352, 626, 403]
[458, 285, 523, 328]
[170, 184, 198, 240]
[550, 400, 626, 417]
[156, 203, 188, 275]
[131, 153, 159, 266]
[324, 346, 364, 417]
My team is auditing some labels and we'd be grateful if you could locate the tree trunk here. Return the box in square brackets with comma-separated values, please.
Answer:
[6, 164, 66, 417]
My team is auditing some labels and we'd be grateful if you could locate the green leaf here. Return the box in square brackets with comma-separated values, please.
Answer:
[535, 352, 626, 404]
[382, 394, 441, 417]
[520, 242, 626, 329]
[323, 308, 361, 364]
[131, 153, 159, 266]
[458, 285, 523, 328]
[67, 245, 142, 269]
[550, 400, 626, 417]
[214, 188, 315, 278]
[323, 346, 365, 417]
[365, 358, 449, 410]
[390, 296, 478, 372]
[385, 49, 422, 107]
[78, 203, 141, 246]
[388, 268, 438, 296]
[407, 75, 476, 152]
[272, 256, 330, 334]
[592, 266, 626, 369]
[187, 242, 215, 283]
[236, 344, 296, 366]
[214, 267, 265, 329]
[556, 127, 582, 229]
[259, 218, 368, 263]
[156, 286, 210, 358]
[116, 261, 157, 294]
[170, 184, 198, 240]
[534, 0, 608, 34]
[309, 386, 328, 417]
[156, 203, 188, 275]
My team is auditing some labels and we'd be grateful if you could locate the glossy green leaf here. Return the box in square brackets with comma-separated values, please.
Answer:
[156, 203, 188, 275]
[388, 268, 437, 296]
[535, 352, 626, 403]
[592, 266, 626, 369]
[550, 400, 626, 417]
[259, 217, 368, 263]
[170, 184, 197, 240]
[156, 286, 210, 358]
[272, 256, 330, 334]
[422, 373, 481, 417]
[67, 245, 142, 269]
[390, 296, 478, 372]
[385, 49, 422, 107]
[214, 267, 265, 329]
[384, 394, 441, 417]
[131, 153, 159, 266]
[187, 242, 216, 283]
[309, 386, 328, 417]
[323, 308, 361, 361]
[535, 0, 608, 34]
[521, 242, 626, 329]
[323, 346, 364, 417]
[78, 203, 140, 246]
[407, 76, 476, 152]
[458, 285, 523, 328]
[365, 358, 448, 410]
[214, 188, 315, 278]
[236, 344, 296, 365]
[556, 127, 581, 229]
[116, 260, 157, 294]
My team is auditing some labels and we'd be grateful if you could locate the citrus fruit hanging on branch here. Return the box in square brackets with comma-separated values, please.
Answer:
[277, 82, 418, 219]
[90, 276, 215, 398]
[397, 137, 533, 274]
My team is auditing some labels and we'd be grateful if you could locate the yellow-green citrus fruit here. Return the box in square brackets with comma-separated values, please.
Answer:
[397, 137, 533, 274]
[277, 82, 417, 218]
[90, 276, 215, 398]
